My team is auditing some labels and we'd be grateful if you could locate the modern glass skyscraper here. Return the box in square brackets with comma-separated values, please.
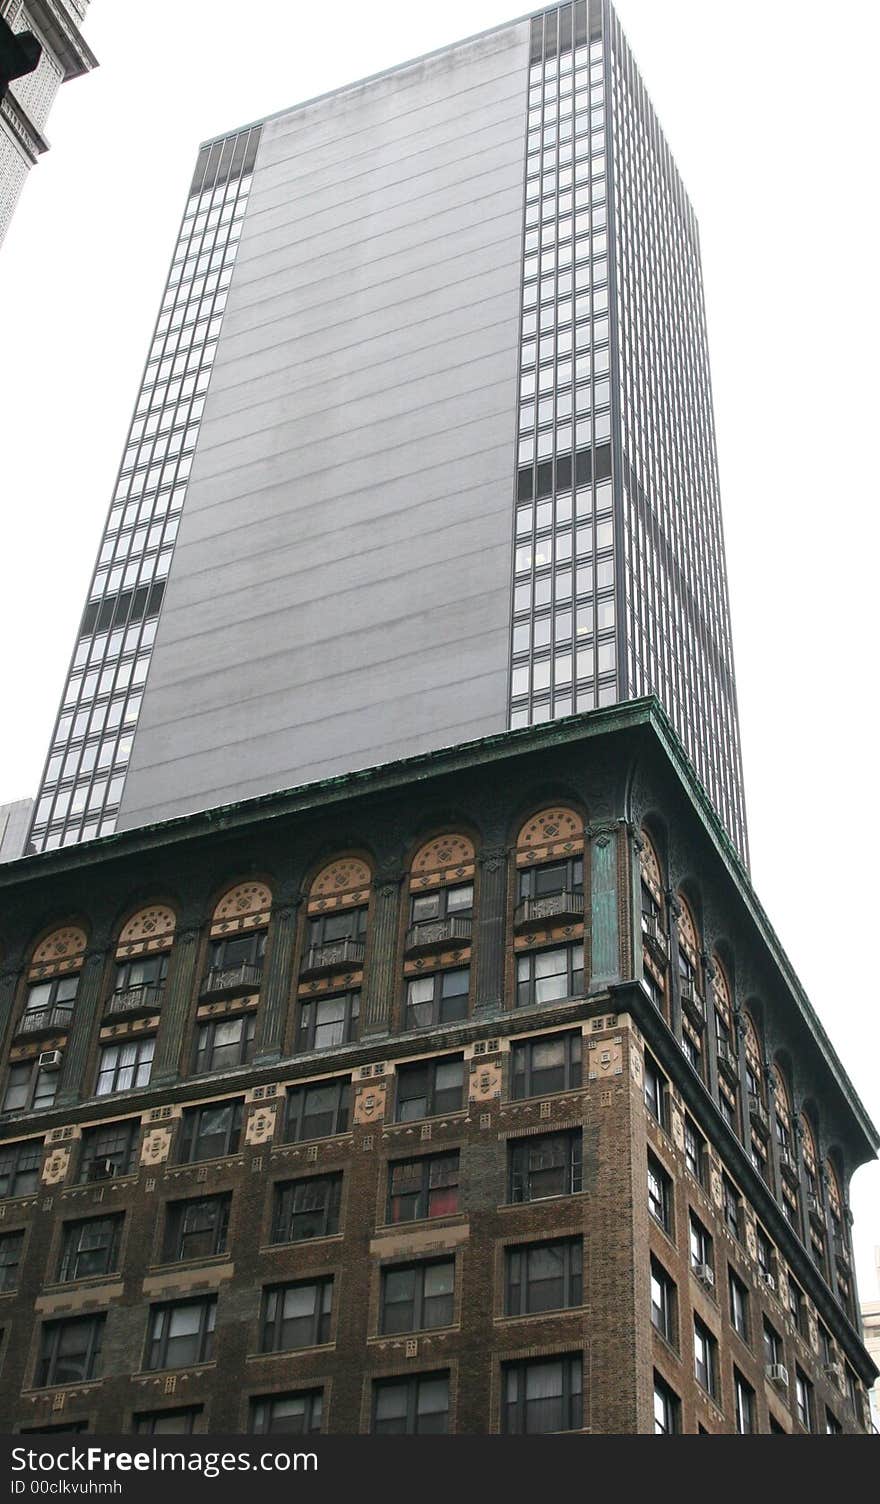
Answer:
[25, 1, 748, 862]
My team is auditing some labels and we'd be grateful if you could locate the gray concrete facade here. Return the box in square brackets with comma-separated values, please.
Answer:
[117, 21, 529, 830]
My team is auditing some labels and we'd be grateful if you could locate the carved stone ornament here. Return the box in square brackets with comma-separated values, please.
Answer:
[629, 1048, 643, 1085]
[710, 1168, 723, 1206]
[116, 905, 177, 956]
[41, 1147, 69, 1186]
[245, 1103, 277, 1146]
[212, 881, 272, 933]
[311, 859, 371, 900]
[745, 1221, 757, 1260]
[670, 1107, 685, 1150]
[588, 1040, 623, 1080]
[29, 926, 88, 979]
[140, 1126, 173, 1166]
[411, 834, 475, 884]
[354, 1080, 387, 1125]
[517, 806, 584, 853]
[469, 1060, 502, 1102]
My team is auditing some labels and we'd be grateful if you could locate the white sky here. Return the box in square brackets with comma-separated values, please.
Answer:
[1, 1, 878, 1301]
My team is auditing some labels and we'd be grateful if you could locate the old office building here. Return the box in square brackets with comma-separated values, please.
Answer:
[0, 704, 875, 1434]
[26, 0, 748, 863]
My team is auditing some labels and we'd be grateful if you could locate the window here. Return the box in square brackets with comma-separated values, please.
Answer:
[729, 1269, 749, 1341]
[59, 1216, 122, 1282]
[795, 1369, 813, 1431]
[756, 1225, 773, 1280]
[145, 1298, 216, 1370]
[19, 976, 78, 1032]
[112, 953, 167, 1007]
[36, 1316, 105, 1387]
[387, 1153, 459, 1223]
[395, 1058, 464, 1121]
[787, 1276, 805, 1335]
[78, 1120, 138, 1181]
[204, 929, 265, 986]
[693, 1318, 718, 1398]
[297, 992, 359, 1052]
[650, 1258, 676, 1345]
[647, 1153, 672, 1234]
[734, 1370, 755, 1434]
[3, 1059, 59, 1113]
[372, 1373, 450, 1434]
[516, 943, 583, 1006]
[509, 1130, 582, 1203]
[307, 905, 367, 951]
[261, 1279, 333, 1351]
[134, 1409, 201, 1435]
[653, 1374, 680, 1434]
[0, 1140, 42, 1198]
[517, 856, 583, 902]
[0, 1231, 24, 1291]
[95, 1037, 154, 1096]
[381, 1260, 455, 1333]
[689, 1213, 713, 1275]
[510, 1030, 581, 1098]
[824, 1408, 842, 1435]
[684, 1117, 705, 1184]
[410, 884, 473, 923]
[502, 1354, 582, 1434]
[405, 968, 469, 1028]
[179, 1100, 243, 1162]
[271, 1174, 342, 1242]
[643, 1053, 667, 1126]
[162, 1195, 230, 1262]
[194, 1014, 255, 1074]
[249, 1391, 323, 1435]
[722, 1175, 741, 1240]
[285, 1078, 350, 1141]
[506, 1238, 583, 1316]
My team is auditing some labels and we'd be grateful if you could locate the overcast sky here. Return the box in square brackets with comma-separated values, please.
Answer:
[1, 1, 878, 1297]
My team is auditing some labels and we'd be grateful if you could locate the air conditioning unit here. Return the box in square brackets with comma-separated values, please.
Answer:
[823, 1362, 843, 1386]
[37, 1050, 63, 1070]
[766, 1363, 789, 1389]
[694, 1262, 715, 1289]
[761, 1272, 776, 1292]
[87, 1158, 118, 1183]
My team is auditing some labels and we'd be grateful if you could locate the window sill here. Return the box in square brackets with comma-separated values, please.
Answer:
[246, 1341, 335, 1362]
[495, 1304, 586, 1326]
[260, 1232, 344, 1253]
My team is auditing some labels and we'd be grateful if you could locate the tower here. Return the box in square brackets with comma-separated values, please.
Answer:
[25, 1, 747, 868]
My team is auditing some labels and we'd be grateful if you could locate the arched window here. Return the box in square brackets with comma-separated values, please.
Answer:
[512, 808, 585, 1010]
[296, 859, 370, 1052]
[743, 1013, 763, 1101]
[639, 830, 667, 1014]
[712, 959, 739, 1126]
[403, 837, 474, 1030]
[109, 905, 176, 1019]
[196, 882, 272, 1073]
[800, 1114, 818, 1201]
[3, 926, 88, 1113]
[773, 1066, 800, 1228]
[676, 897, 704, 1076]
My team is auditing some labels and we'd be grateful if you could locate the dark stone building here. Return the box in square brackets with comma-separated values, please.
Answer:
[0, 703, 875, 1434]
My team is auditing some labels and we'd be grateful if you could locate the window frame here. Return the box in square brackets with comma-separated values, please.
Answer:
[296, 991, 360, 1053]
[58, 1215, 123, 1283]
[515, 942, 584, 1008]
[95, 1036, 154, 1097]
[386, 1152, 460, 1225]
[510, 1029, 582, 1099]
[505, 1237, 583, 1318]
[36, 1315, 105, 1387]
[371, 1372, 450, 1435]
[380, 1258, 456, 1334]
[395, 1057, 464, 1122]
[693, 1316, 718, 1399]
[271, 1173, 343, 1244]
[193, 1011, 255, 1075]
[178, 1099, 243, 1164]
[0, 1139, 42, 1199]
[653, 1373, 680, 1434]
[647, 1152, 673, 1235]
[405, 967, 470, 1030]
[284, 1078, 351, 1142]
[249, 1390, 323, 1436]
[145, 1297, 216, 1371]
[501, 1353, 583, 1435]
[260, 1277, 333, 1352]
[162, 1194, 231, 1263]
[508, 1130, 582, 1204]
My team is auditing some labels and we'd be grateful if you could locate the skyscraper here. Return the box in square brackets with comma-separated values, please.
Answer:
[0, 0, 96, 245]
[25, 0, 748, 865]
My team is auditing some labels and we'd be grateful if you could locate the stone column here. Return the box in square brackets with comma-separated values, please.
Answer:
[733, 1007, 751, 1146]
[151, 926, 202, 1086]
[764, 1058, 782, 1193]
[56, 948, 110, 1106]
[590, 824, 620, 988]
[362, 875, 403, 1036]
[254, 900, 300, 1064]
[702, 953, 720, 1099]
[474, 847, 507, 1014]
[0, 965, 22, 1055]
[820, 1166, 839, 1300]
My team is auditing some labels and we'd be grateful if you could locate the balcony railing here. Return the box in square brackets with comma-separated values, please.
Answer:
[404, 915, 473, 955]
[748, 1092, 770, 1136]
[640, 911, 668, 962]
[199, 961, 263, 1001]
[833, 1233, 851, 1269]
[778, 1146, 800, 1185]
[807, 1192, 825, 1231]
[679, 977, 705, 1027]
[15, 1006, 74, 1039]
[715, 1038, 739, 1082]
[300, 938, 365, 978]
[514, 891, 584, 930]
[104, 982, 165, 1018]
